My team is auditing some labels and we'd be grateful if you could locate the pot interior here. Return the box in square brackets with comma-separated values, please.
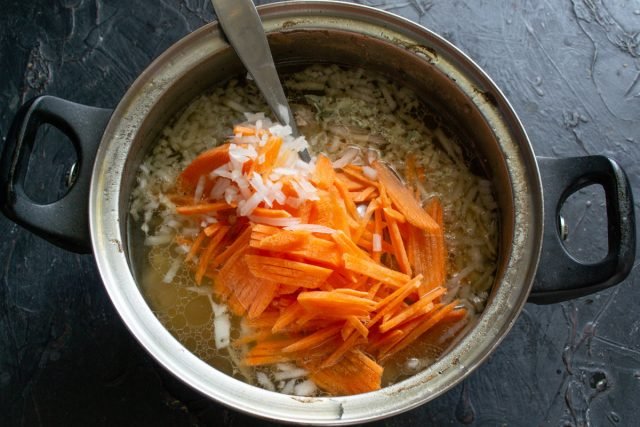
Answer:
[92, 2, 542, 424]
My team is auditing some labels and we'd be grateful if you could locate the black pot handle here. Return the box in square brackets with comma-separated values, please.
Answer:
[0, 96, 112, 253]
[529, 156, 636, 304]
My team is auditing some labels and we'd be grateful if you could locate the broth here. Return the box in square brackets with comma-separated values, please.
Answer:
[129, 64, 498, 395]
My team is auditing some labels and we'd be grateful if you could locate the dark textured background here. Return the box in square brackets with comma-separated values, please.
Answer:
[1, 0, 639, 426]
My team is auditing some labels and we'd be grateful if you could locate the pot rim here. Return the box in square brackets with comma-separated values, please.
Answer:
[89, 1, 543, 424]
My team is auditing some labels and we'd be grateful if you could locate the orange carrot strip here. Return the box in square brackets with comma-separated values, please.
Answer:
[336, 172, 366, 191]
[334, 288, 370, 298]
[333, 178, 360, 220]
[272, 302, 306, 333]
[176, 202, 234, 215]
[332, 231, 370, 259]
[384, 208, 412, 276]
[405, 153, 418, 192]
[185, 230, 206, 263]
[379, 287, 445, 333]
[203, 222, 221, 237]
[368, 330, 404, 353]
[178, 145, 230, 190]
[243, 338, 298, 366]
[342, 253, 411, 288]
[368, 275, 423, 327]
[211, 225, 251, 267]
[380, 301, 458, 362]
[307, 350, 382, 395]
[341, 166, 379, 189]
[196, 226, 229, 284]
[233, 330, 273, 346]
[245, 254, 333, 288]
[383, 207, 406, 224]
[254, 136, 282, 175]
[320, 329, 364, 369]
[281, 324, 342, 353]
[311, 154, 337, 190]
[347, 315, 369, 338]
[329, 187, 350, 236]
[351, 186, 378, 203]
[233, 125, 266, 136]
[367, 281, 384, 299]
[251, 208, 292, 218]
[372, 160, 439, 232]
[424, 198, 447, 287]
[352, 199, 378, 244]
[251, 229, 310, 251]
[298, 291, 376, 318]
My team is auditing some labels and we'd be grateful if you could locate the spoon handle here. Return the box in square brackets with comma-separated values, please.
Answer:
[211, 0, 299, 137]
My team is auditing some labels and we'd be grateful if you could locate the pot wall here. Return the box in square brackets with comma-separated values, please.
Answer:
[90, 2, 542, 424]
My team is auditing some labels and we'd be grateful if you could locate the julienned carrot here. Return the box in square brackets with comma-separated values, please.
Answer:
[282, 324, 342, 353]
[251, 229, 310, 251]
[184, 230, 206, 263]
[379, 301, 459, 362]
[346, 315, 369, 338]
[425, 198, 447, 287]
[172, 126, 460, 396]
[245, 254, 333, 288]
[272, 302, 306, 333]
[244, 338, 297, 366]
[196, 226, 229, 284]
[178, 144, 230, 190]
[335, 171, 366, 191]
[306, 350, 382, 395]
[333, 178, 359, 220]
[320, 330, 365, 369]
[211, 226, 251, 267]
[251, 207, 292, 218]
[176, 202, 235, 215]
[369, 275, 422, 326]
[298, 291, 376, 318]
[343, 253, 411, 288]
[351, 186, 378, 203]
[383, 207, 406, 223]
[378, 287, 445, 333]
[372, 160, 439, 232]
[312, 154, 337, 190]
[203, 222, 221, 237]
[233, 125, 267, 137]
[407, 198, 447, 295]
[383, 208, 412, 276]
[254, 136, 282, 175]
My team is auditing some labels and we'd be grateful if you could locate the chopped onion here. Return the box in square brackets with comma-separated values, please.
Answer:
[185, 286, 214, 296]
[281, 379, 296, 395]
[256, 372, 276, 391]
[362, 165, 377, 180]
[213, 313, 230, 349]
[162, 258, 182, 283]
[273, 368, 309, 381]
[293, 379, 317, 396]
[144, 234, 173, 246]
[332, 147, 359, 169]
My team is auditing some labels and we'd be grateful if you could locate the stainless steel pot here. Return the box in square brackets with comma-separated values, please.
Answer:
[0, 1, 635, 424]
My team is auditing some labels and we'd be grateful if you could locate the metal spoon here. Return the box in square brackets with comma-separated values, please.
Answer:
[211, 0, 311, 162]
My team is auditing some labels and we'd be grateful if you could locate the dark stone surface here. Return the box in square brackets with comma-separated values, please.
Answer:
[1, 0, 638, 426]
